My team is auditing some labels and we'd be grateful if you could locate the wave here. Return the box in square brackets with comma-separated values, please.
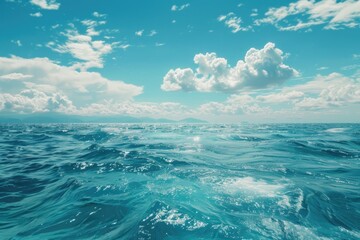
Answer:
[0, 123, 359, 239]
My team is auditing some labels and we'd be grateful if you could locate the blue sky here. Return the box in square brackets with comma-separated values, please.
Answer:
[0, 0, 359, 122]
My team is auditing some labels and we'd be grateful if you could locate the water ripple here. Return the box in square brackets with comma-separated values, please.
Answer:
[0, 123, 359, 239]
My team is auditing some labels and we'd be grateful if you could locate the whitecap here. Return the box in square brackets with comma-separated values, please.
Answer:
[324, 128, 347, 133]
[221, 177, 285, 197]
[147, 207, 207, 230]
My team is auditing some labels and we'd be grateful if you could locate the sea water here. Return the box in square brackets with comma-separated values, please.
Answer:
[0, 124, 359, 239]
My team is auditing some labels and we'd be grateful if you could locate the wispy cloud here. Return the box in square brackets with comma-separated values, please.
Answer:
[93, 11, 106, 18]
[250, 9, 258, 17]
[30, 12, 42, 17]
[353, 54, 360, 60]
[255, 0, 360, 31]
[317, 66, 328, 71]
[0, 73, 33, 80]
[47, 17, 125, 70]
[155, 42, 165, 47]
[171, 3, 190, 11]
[148, 30, 157, 37]
[11, 40, 22, 47]
[135, 29, 144, 36]
[30, 0, 60, 10]
[218, 12, 250, 33]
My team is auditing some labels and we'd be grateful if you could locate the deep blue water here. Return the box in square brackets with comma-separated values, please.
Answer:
[0, 123, 359, 240]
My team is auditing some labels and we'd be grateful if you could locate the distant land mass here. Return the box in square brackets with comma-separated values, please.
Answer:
[0, 113, 208, 124]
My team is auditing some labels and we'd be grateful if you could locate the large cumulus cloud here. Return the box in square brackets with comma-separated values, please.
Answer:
[161, 42, 298, 93]
[0, 55, 143, 113]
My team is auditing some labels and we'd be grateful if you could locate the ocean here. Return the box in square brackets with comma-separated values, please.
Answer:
[0, 123, 359, 239]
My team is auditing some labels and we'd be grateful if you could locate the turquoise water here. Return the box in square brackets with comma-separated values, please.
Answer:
[0, 124, 359, 239]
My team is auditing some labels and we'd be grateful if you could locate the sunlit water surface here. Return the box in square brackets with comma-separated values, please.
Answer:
[0, 124, 359, 239]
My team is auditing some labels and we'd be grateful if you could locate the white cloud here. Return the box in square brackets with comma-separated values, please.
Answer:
[353, 54, 360, 59]
[254, 73, 360, 110]
[257, 91, 305, 103]
[0, 89, 76, 114]
[251, 9, 258, 17]
[155, 42, 165, 47]
[255, 0, 360, 31]
[0, 55, 143, 114]
[218, 12, 250, 32]
[317, 66, 328, 71]
[341, 64, 360, 71]
[256, 73, 360, 110]
[30, 0, 60, 10]
[135, 29, 158, 37]
[51, 24, 60, 29]
[195, 72, 360, 120]
[200, 94, 268, 115]
[0, 73, 33, 80]
[293, 73, 360, 109]
[47, 19, 122, 70]
[11, 40, 22, 47]
[81, 19, 106, 36]
[118, 44, 130, 50]
[148, 30, 157, 36]
[162, 42, 298, 92]
[135, 29, 144, 36]
[93, 12, 106, 18]
[30, 12, 42, 17]
[0, 57, 198, 119]
[77, 101, 192, 117]
[171, 3, 190, 11]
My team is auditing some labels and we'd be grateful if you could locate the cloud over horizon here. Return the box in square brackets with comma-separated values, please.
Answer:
[197, 72, 360, 118]
[0, 55, 143, 114]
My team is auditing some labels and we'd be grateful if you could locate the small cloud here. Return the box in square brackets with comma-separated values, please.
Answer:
[118, 44, 130, 50]
[30, 12, 42, 17]
[250, 9, 258, 17]
[51, 24, 60, 29]
[218, 15, 227, 22]
[30, 0, 60, 10]
[135, 29, 144, 36]
[171, 3, 190, 12]
[11, 40, 22, 47]
[317, 66, 328, 71]
[148, 30, 157, 37]
[93, 12, 106, 18]
[218, 12, 250, 33]
[353, 54, 360, 60]
[155, 42, 165, 47]
[172, 20, 176, 24]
